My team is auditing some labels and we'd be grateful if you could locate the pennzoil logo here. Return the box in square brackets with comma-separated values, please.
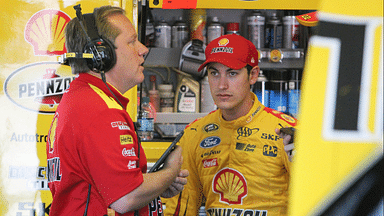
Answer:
[4, 62, 75, 114]
[25, 9, 71, 56]
[212, 168, 247, 205]
[203, 123, 219, 133]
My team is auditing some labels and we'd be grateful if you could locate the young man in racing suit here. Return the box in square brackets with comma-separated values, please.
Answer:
[163, 34, 296, 216]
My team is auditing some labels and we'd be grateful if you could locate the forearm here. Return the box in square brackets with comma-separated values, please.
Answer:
[110, 168, 177, 214]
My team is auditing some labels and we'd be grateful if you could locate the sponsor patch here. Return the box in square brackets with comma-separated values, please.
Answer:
[203, 158, 218, 168]
[122, 147, 136, 157]
[206, 208, 268, 216]
[235, 143, 256, 152]
[120, 135, 133, 145]
[263, 145, 278, 157]
[203, 123, 219, 133]
[237, 127, 259, 139]
[127, 161, 136, 169]
[261, 133, 280, 141]
[111, 121, 130, 130]
[200, 136, 221, 148]
[218, 38, 229, 46]
[212, 168, 247, 205]
[201, 150, 221, 158]
[264, 107, 297, 126]
[211, 47, 233, 54]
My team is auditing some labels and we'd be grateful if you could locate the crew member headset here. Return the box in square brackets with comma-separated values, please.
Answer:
[61, 5, 141, 216]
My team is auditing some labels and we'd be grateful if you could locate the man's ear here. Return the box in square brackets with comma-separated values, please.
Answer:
[249, 66, 260, 85]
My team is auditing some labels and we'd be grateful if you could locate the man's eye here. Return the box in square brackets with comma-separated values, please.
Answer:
[229, 72, 237, 76]
[209, 70, 218, 76]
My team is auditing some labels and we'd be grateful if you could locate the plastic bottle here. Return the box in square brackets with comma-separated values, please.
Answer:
[149, 75, 160, 112]
[200, 76, 216, 113]
[158, 84, 174, 112]
[174, 73, 200, 113]
[137, 97, 155, 141]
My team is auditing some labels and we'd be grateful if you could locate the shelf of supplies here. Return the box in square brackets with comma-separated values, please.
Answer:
[143, 47, 305, 69]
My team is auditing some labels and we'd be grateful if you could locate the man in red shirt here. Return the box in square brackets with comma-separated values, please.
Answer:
[46, 5, 188, 216]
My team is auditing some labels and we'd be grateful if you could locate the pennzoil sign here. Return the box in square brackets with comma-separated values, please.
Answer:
[4, 62, 75, 114]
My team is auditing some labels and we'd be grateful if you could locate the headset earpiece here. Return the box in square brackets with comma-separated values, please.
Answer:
[82, 13, 116, 72]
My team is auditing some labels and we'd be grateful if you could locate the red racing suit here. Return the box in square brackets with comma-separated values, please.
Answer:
[46, 73, 155, 216]
[163, 93, 297, 216]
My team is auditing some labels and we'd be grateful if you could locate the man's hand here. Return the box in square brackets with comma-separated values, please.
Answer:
[160, 169, 189, 198]
[275, 127, 295, 162]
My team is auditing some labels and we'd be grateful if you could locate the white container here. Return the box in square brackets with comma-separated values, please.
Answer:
[158, 84, 174, 113]
[200, 76, 216, 113]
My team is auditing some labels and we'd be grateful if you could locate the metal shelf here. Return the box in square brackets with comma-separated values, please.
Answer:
[156, 112, 208, 123]
[143, 47, 305, 69]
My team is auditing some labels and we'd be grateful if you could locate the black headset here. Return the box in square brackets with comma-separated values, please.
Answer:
[74, 4, 116, 72]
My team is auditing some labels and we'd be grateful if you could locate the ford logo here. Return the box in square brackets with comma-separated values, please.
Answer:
[200, 136, 221, 148]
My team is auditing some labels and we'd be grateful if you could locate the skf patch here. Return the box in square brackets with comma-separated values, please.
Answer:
[237, 127, 259, 139]
[235, 143, 256, 152]
[261, 133, 280, 141]
[263, 145, 278, 157]
[203, 123, 219, 133]
[120, 135, 133, 145]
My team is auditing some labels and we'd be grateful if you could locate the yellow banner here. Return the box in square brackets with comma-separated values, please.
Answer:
[289, 0, 383, 215]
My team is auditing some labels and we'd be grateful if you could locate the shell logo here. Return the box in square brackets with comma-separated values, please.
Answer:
[281, 114, 296, 124]
[212, 168, 247, 205]
[4, 62, 75, 114]
[25, 9, 71, 56]
[218, 38, 229, 46]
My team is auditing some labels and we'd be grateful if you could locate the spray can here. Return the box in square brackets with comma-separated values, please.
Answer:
[226, 22, 240, 35]
[287, 69, 302, 117]
[172, 17, 189, 48]
[268, 70, 288, 112]
[283, 11, 300, 49]
[247, 10, 265, 49]
[145, 18, 155, 47]
[207, 16, 223, 44]
[190, 9, 206, 44]
[253, 70, 269, 107]
[155, 20, 171, 48]
[174, 73, 200, 113]
[265, 13, 282, 48]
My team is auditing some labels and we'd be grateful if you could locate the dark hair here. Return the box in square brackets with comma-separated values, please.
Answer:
[246, 65, 253, 75]
[64, 6, 125, 74]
